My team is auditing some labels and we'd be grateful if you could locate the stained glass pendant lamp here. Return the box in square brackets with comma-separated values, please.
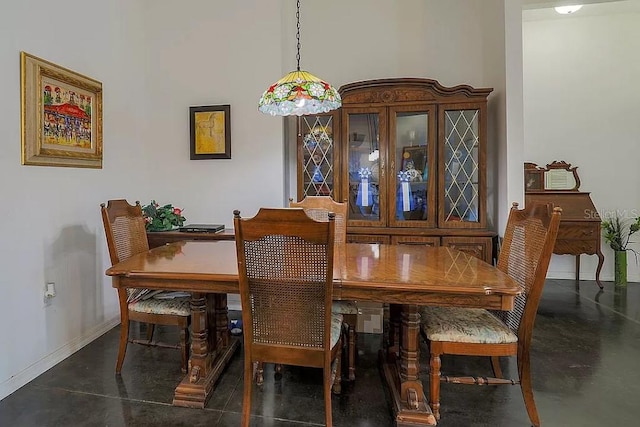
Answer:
[258, 0, 341, 116]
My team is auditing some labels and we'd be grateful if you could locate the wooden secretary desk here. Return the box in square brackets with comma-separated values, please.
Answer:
[524, 161, 604, 288]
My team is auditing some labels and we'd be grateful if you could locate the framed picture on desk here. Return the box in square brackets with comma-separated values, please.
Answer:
[525, 169, 543, 191]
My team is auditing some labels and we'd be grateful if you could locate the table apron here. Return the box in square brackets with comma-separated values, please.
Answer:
[112, 277, 514, 311]
[336, 288, 514, 311]
[112, 277, 238, 294]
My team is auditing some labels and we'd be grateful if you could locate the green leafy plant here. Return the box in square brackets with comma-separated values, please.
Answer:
[142, 200, 186, 231]
[602, 214, 640, 251]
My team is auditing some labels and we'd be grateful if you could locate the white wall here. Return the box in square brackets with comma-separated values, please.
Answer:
[0, 0, 151, 399]
[139, 0, 285, 223]
[523, 1, 640, 282]
[0, 0, 515, 400]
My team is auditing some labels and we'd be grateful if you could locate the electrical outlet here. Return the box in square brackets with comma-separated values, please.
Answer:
[44, 282, 56, 299]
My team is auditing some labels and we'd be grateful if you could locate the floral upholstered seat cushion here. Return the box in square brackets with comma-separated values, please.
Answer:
[129, 296, 190, 316]
[421, 306, 517, 344]
[331, 300, 358, 315]
[330, 313, 344, 349]
[329, 313, 344, 386]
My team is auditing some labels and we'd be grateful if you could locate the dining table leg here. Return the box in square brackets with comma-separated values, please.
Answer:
[387, 303, 402, 360]
[172, 292, 240, 408]
[380, 303, 436, 426]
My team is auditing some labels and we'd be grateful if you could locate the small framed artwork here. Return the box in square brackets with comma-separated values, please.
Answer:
[524, 169, 543, 191]
[190, 105, 231, 159]
[401, 145, 427, 174]
[21, 52, 103, 168]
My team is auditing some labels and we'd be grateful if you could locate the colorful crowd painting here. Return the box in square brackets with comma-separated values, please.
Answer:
[42, 80, 93, 148]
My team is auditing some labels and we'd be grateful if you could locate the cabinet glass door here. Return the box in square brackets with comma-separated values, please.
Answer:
[344, 108, 386, 227]
[440, 107, 484, 228]
[389, 106, 436, 228]
[299, 115, 336, 198]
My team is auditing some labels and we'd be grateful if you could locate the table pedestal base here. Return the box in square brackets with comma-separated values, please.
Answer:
[173, 337, 240, 408]
[380, 353, 436, 426]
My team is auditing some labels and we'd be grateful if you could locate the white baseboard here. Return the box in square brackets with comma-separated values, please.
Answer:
[0, 316, 120, 401]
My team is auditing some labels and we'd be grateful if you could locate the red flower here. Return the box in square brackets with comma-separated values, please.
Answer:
[173, 207, 182, 215]
[293, 86, 310, 99]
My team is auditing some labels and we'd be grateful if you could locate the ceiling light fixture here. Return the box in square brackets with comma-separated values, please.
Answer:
[258, 0, 341, 116]
[554, 5, 583, 14]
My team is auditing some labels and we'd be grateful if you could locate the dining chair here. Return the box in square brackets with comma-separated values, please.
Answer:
[289, 196, 358, 381]
[420, 202, 561, 426]
[254, 197, 357, 384]
[101, 199, 190, 374]
[234, 208, 343, 427]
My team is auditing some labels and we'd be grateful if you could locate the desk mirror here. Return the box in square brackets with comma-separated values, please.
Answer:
[524, 160, 580, 192]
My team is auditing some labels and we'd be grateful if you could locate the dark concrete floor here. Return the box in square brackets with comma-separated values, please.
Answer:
[1, 279, 639, 426]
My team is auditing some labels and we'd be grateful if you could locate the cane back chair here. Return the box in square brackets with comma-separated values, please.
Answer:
[289, 196, 357, 381]
[420, 202, 561, 426]
[234, 208, 343, 427]
[101, 199, 190, 374]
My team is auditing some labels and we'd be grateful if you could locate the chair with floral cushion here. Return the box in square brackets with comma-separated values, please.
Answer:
[254, 197, 357, 384]
[289, 196, 358, 381]
[420, 202, 561, 426]
[101, 199, 191, 374]
[234, 208, 343, 426]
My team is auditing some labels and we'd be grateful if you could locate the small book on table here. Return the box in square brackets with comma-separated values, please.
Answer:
[178, 224, 225, 233]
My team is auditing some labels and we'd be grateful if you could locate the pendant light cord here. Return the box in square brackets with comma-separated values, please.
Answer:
[296, 0, 301, 71]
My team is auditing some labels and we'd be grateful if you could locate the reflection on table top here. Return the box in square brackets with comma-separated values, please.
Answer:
[338, 242, 518, 296]
[107, 240, 520, 300]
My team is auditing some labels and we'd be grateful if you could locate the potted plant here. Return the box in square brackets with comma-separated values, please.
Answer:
[142, 200, 186, 232]
[602, 214, 640, 285]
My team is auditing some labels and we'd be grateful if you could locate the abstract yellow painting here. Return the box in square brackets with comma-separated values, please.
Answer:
[190, 105, 231, 159]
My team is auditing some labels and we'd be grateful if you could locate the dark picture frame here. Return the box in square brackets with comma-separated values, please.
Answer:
[524, 169, 544, 191]
[189, 105, 231, 159]
[401, 145, 427, 174]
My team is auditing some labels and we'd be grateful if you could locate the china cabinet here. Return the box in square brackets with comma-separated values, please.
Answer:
[296, 78, 495, 263]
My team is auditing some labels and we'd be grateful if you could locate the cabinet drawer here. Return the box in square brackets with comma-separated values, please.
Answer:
[347, 234, 391, 244]
[391, 236, 440, 246]
[441, 237, 493, 264]
[557, 222, 599, 240]
[554, 239, 598, 255]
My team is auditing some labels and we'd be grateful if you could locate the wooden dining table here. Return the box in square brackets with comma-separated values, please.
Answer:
[106, 240, 521, 426]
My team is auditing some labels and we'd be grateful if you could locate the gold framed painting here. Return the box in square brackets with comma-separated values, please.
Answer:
[190, 105, 231, 159]
[20, 52, 103, 168]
